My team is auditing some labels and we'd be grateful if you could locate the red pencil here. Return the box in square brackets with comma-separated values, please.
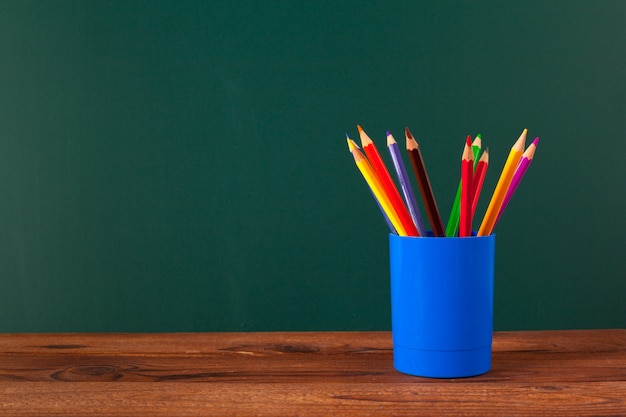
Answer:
[471, 147, 489, 218]
[357, 125, 419, 236]
[459, 136, 474, 237]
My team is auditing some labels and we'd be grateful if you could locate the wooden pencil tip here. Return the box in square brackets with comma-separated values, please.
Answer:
[523, 140, 538, 159]
[462, 142, 472, 160]
[513, 129, 527, 151]
[405, 128, 420, 149]
[357, 125, 372, 145]
[476, 133, 482, 139]
[480, 147, 490, 162]
[346, 137, 355, 152]
[351, 146, 365, 162]
[466, 135, 472, 146]
[532, 137, 539, 146]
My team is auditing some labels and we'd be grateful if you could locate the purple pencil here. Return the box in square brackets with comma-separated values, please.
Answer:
[495, 137, 539, 226]
[386, 131, 426, 236]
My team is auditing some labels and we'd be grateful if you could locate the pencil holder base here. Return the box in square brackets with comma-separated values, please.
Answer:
[393, 345, 491, 378]
[389, 233, 496, 379]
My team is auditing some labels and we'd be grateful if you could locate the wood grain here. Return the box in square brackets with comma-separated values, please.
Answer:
[0, 330, 625, 416]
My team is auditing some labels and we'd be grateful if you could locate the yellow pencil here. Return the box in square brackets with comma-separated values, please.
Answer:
[477, 129, 527, 236]
[348, 138, 408, 236]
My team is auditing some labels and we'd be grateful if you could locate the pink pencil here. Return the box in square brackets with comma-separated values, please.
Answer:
[495, 137, 539, 226]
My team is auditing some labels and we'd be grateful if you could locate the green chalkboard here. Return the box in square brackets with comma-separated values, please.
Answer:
[0, 1, 624, 332]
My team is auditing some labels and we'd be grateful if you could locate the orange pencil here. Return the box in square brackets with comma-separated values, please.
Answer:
[459, 136, 474, 237]
[477, 129, 527, 236]
[357, 125, 419, 236]
[471, 147, 489, 218]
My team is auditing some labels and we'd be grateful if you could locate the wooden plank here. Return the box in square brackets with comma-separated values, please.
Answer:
[0, 330, 624, 416]
[1, 381, 625, 416]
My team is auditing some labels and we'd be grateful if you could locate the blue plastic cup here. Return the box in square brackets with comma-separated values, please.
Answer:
[389, 233, 496, 378]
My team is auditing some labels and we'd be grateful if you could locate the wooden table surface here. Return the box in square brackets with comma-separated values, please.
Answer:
[0, 330, 625, 416]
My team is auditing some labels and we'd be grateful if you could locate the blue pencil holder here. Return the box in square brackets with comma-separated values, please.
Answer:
[389, 233, 496, 378]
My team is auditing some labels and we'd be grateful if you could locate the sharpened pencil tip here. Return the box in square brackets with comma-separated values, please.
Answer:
[346, 137, 359, 152]
[476, 133, 482, 139]
[405, 127, 413, 140]
[532, 137, 539, 145]
[386, 131, 391, 137]
[479, 147, 490, 162]
[356, 125, 373, 146]
[513, 128, 528, 151]
[466, 135, 472, 146]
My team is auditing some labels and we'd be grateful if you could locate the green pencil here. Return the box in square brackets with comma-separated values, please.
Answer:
[445, 134, 482, 237]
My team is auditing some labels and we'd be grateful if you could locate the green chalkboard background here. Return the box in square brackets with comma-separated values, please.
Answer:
[0, 1, 624, 332]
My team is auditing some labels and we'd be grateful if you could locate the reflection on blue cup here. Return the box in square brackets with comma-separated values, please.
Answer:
[389, 233, 496, 378]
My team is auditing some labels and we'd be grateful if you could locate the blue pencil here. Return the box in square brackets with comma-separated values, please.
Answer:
[386, 131, 426, 236]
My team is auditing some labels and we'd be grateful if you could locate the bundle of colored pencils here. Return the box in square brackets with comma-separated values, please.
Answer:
[347, 125, 539, 237]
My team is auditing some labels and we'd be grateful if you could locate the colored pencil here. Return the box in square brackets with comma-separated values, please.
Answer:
[347, 137, 396, 234]
[357, 125, 419, 236]
[405, 127, 445, 237]
[477, 129, 527, 236]
[445, 135, 482, 237]
[347, 138, 408, 236]
[459, 136, 474, 237]
[471, 147, 489, 218]
[494, 137, 539, 226]
[386, 131, 425, 236]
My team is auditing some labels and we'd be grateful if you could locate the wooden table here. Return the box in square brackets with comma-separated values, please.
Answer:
[0, 330, 625, 416]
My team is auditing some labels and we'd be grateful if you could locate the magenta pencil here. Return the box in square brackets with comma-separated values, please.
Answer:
[386, 131, 425, 236]
[495, 137, 539, 226]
